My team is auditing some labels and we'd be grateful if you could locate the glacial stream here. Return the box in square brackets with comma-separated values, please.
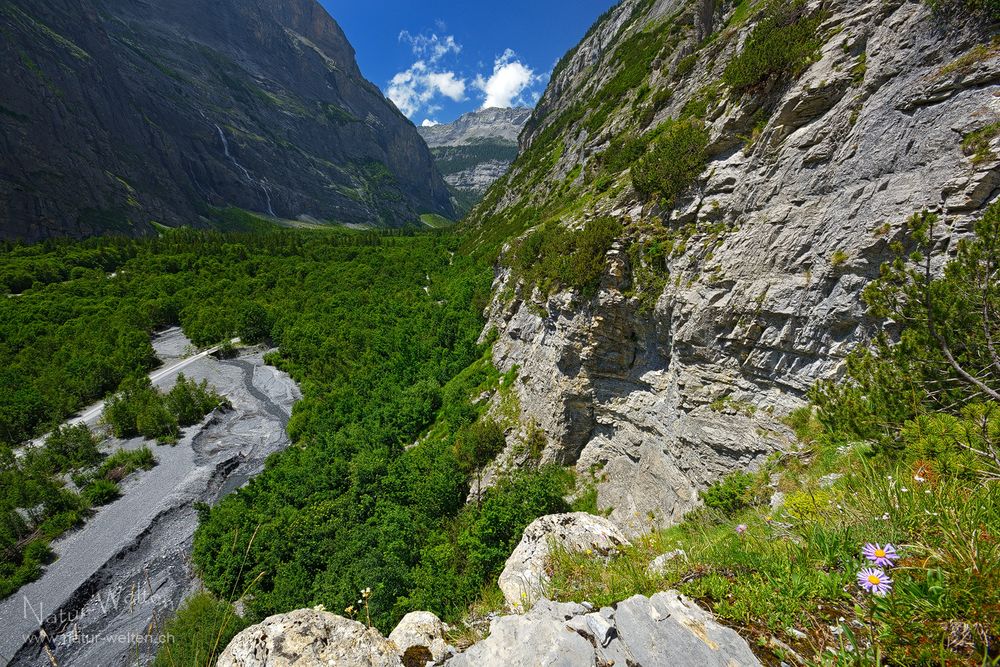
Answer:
[0, 328, 300, 666]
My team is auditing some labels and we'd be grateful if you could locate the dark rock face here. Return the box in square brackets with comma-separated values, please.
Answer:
[0, 0, 453, 240]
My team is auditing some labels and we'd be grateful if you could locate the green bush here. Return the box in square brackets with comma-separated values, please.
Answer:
[136, 399, 179, 443]
[812, 203, 1000, 448]
[962, 122, 1000, 165]
[631, 119, 710, 206]
[513, 217, 623, 297]
[97, 447, 156, 481]
[723, 0, 825, 93]
[454, 420, 506, 483]
[402, 466, 573, 620]
[103, 375, 161, 439]
[926, 0, 1000, 18]
[46, 425, 101, 470]
[153, 592, 248, 667]
[600, 134, 650, 175]
[83, 478, 120, 506]
[166, 374, 227, 427]
[23, 425, 101, 476]
[700, 471, 755, 516]
[237, 303, 272, 344]
[104, 373, 223, 441]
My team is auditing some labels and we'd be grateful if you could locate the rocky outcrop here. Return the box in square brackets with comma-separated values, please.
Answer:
[418, 108, 531, 204]
[478, 0, 1000, 536]
[389, 611, 455, 667]
[444, 593, 762, 667]
[498, 512, 629, 610]
[420, 108, 532, 146]
[0, 0, 453, 240]
[218, 608, 403, 667]
[218, 594, 761, 667]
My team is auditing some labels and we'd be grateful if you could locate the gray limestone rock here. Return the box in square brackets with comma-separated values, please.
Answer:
[481, 0, 999, 538]
[217, 608, 403, 667]
[647, 549, 688, 575]
[389, 611, 455, 666]
[498, 513, 630, 610]
[445, 593, 762, 667]
[418, 108, 532, 199]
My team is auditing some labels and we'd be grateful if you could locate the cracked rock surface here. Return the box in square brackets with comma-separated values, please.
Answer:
[482, 0, 1000, 537]
[219, 608, 403, 667]
[445, 593, 761, 667]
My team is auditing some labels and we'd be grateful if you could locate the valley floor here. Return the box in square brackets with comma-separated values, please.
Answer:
[0, 329, 299, 666]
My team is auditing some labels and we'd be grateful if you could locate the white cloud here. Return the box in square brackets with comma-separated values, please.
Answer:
[421, 119, 440, 127]
[426, 71, 466, 100]
[387, 61, 467, 117]
[474, 49, 543, 110]
[386, 32, 467, 118]
[399, 31, 461, 64]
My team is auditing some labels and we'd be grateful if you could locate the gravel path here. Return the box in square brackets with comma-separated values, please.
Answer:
[0, 329, 300, 667]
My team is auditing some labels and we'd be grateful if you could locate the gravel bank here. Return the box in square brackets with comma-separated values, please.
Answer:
[0, 329, 299, 666]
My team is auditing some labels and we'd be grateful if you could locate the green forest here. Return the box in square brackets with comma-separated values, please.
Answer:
[0, 222, 584, 664]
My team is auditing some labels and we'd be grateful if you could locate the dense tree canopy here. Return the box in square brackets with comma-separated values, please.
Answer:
[0, 225, 577, 640]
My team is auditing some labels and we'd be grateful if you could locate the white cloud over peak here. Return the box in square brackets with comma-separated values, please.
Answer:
[387, 32, 468, 118]
[421, 119, 440, 127]
[474, 49, 543, 110]
[385, 34, 547, 118]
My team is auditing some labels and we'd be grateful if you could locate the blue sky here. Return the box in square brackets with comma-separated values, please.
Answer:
[321, 1, 618, 126]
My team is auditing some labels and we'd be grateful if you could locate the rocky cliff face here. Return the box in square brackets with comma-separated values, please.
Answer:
[418, 108, 532, 210]
[475, 0, 1000, 536]
[0, 0, 453, 240]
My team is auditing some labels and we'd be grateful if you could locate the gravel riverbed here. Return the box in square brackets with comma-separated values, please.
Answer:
[0, 328, 300, 666]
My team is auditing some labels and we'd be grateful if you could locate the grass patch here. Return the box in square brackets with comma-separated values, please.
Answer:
[421, 213, 456, 229]
[926, 0, 1000, 19]
[153, 592, 249, 667]
[95, 446, 156, 481]
[939, 37, 1000, 77]
[962, 122, 1000, 165]
[546, 419, 1000, 665]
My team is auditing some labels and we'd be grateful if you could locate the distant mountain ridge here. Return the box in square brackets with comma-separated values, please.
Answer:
[0, 0, 453, 240]
[418, 107, 531, 214]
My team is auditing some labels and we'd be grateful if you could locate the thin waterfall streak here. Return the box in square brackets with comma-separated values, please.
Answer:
[215, 124, 276, 217]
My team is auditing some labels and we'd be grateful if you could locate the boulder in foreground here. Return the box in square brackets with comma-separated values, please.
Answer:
[217, 607, 402, 667]
[444, 592, 762, 667]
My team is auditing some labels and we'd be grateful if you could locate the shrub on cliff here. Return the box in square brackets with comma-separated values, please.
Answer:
[513, 217, 623, 297]
[723, 0, 825, 93]
[631, 119, 709, 207]
[926, 0, 1000, 19]
[813, 202, 1000, 453]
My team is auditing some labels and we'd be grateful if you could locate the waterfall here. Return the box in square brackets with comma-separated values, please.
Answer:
[215, 125, 277, 218]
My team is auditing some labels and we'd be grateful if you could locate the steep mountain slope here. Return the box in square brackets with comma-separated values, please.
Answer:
[471, 0, 1000, 535]
[0, 0, 453, 240]
[419, 107, 532, 214]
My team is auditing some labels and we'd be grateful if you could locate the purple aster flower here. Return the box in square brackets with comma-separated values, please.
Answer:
[862, 543, 899, 567]
[857, 567, 892, 596]
[735, 524, 747, 535]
